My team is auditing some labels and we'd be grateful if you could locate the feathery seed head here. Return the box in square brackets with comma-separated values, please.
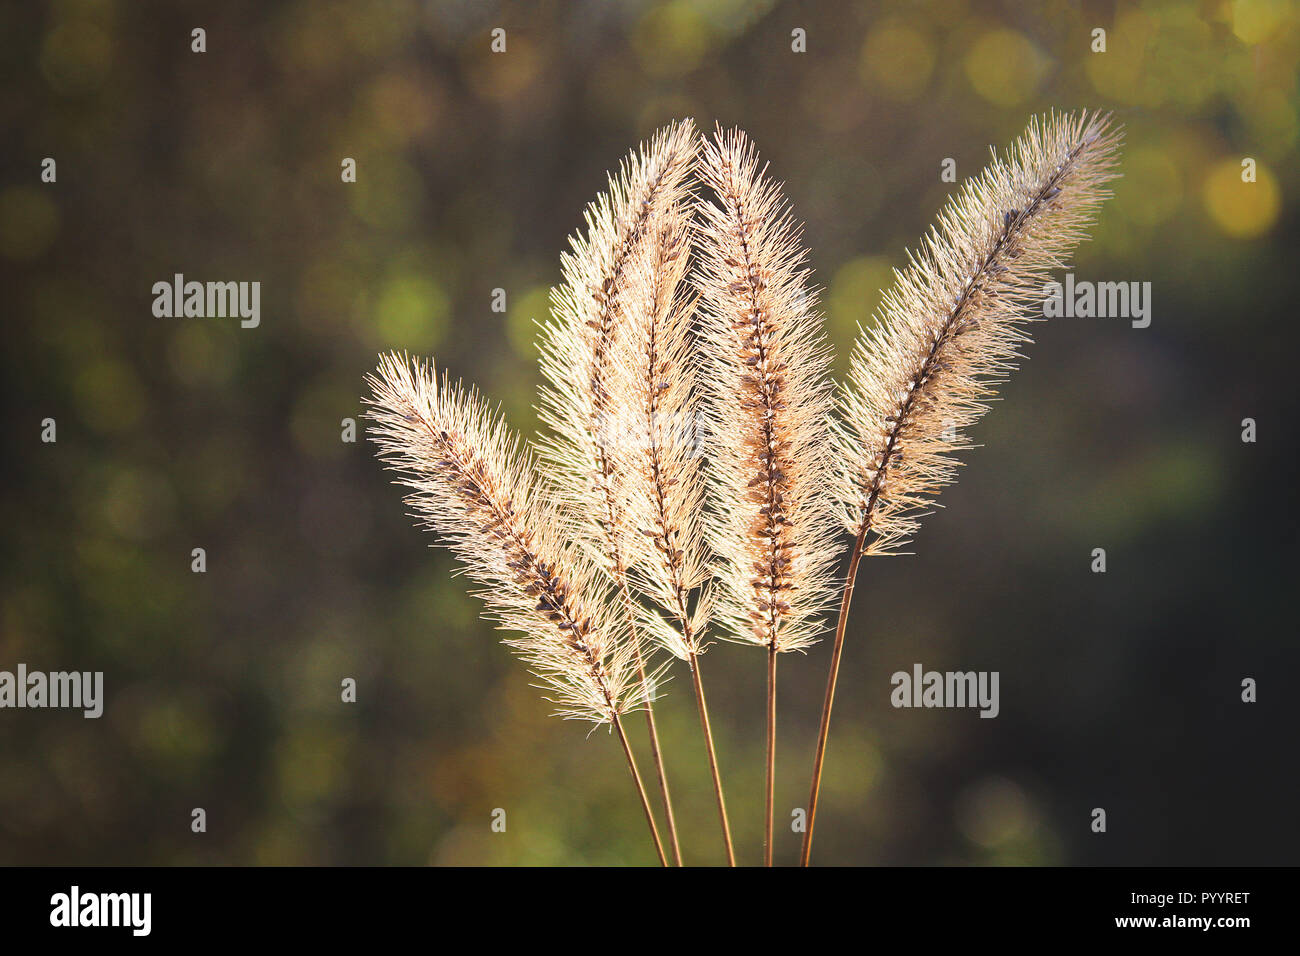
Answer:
[604, 187, 713, 659]
[365, 352, 646, 723]
[694, 127, 839, 654]
[536, 120, 700, 582]
[836, 110, 1123, 553]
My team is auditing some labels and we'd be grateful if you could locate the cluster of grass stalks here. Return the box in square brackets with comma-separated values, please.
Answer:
[365, 111, 1121, 866]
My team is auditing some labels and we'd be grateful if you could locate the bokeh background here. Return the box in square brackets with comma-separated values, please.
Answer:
[2, 0, 1297, 866]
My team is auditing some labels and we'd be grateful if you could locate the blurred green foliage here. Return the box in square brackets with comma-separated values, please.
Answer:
[1, 0, 1296, 865]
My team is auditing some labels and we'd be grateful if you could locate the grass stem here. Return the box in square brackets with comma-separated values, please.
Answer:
[690, 655, 735, 865]
[765, 644, 776, 866]
[612, 712, 668, 867]
[800, 521, 868, 866]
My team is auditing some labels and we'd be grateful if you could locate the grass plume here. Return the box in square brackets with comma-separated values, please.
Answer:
[606, 197, 712, 659]
[535, 121, 697, 864]
[600, 165, 741, 863]
[694, 127, 839, 864]
[694, 128, 839, 654]
[801, 110, 1123, 865]
[364, 353, 667, 863]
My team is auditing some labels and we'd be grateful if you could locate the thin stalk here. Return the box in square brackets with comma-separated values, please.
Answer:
[621, 583, 682, 865]
[611, 711, 668, 867]
[601, 431, 681, 862]
[800, 521, 868, 866]
[765, 644, 776, 867]
[804, 119, 1121, 865]
[689, 654, 735, 866]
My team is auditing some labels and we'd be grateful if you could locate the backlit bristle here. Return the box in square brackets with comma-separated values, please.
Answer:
[536, 120, 699, 585]
[694, 127, 839, 654]
[836, 111, 1123, 553]
[365, 353, 646, 724]
[605, 188, 712, 660]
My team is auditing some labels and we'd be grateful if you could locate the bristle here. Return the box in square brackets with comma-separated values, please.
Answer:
[694, 127, 839, 654]
[837, 110, 1123, 552]
[605, 190, 712, 659]
[364, 352, 646, 724]
[536, 121, 699, 586]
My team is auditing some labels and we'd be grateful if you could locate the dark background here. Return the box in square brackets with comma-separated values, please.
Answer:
[1, 0, 1296, 865]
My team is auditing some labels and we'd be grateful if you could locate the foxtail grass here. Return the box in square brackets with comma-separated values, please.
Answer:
[693, 128, 839, 864]
[801, 110, 1122, 864]
[365, 110, 1122, 867]
[365, 355, 668, 863]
